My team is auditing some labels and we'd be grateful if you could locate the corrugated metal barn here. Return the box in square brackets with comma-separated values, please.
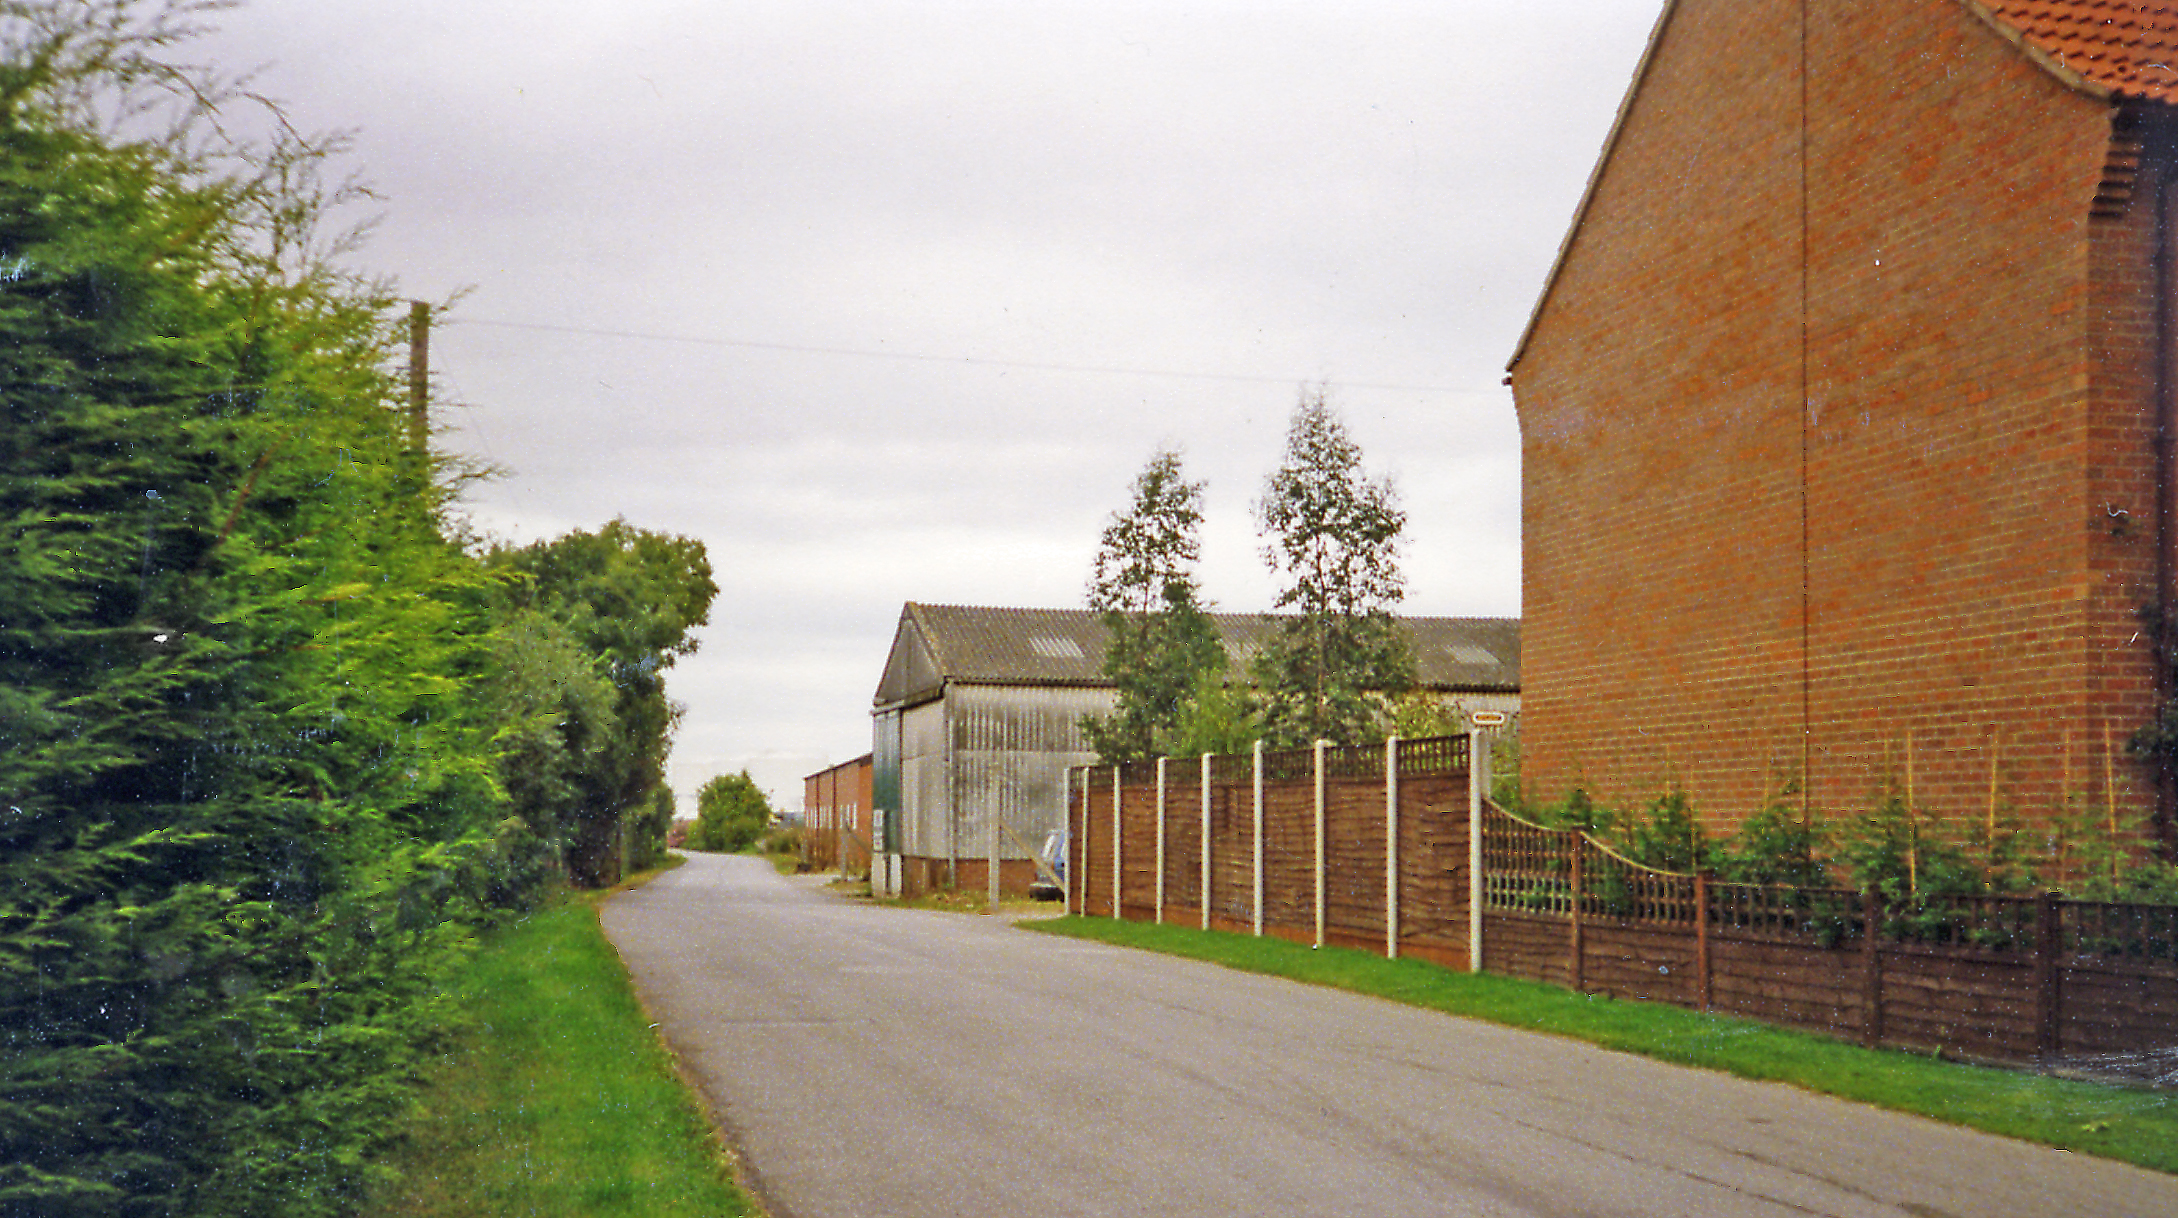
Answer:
[869, 602, 1521, 898]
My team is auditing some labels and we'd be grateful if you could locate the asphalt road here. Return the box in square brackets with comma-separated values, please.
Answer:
[598, 853, 2178, 1218]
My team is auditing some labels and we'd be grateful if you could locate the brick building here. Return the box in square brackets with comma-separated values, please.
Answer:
[1507, 0, 2178, 854]
[802, 754, 873, 878]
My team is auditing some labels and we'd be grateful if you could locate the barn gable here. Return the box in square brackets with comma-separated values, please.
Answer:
[873, 609, 945, 709]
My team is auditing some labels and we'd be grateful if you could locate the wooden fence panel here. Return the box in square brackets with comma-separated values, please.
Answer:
[1876, 950, 2040, 1059]
[1165, 768, 1204, 916]
[1581, 920, 1699, 1005]
[2057, 962, 2178, 1056]
[1116, 764, 1161, 919]
[1075, 774, 1112, 917]
[1323, 776, 1388, 949]
[1207, 775, 1253, 928]
[1482, 911, 1571, 988]
[1259, 774, 1315, 934]
[1705, 938, 1864, 1037]
[1396, 773, 1468, 960]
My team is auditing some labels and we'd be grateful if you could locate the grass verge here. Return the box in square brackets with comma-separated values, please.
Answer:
[362, 870, 759, 1217]
[1025, 915, 2178, 1175]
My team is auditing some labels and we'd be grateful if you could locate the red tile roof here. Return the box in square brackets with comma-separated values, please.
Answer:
[1978, 1, 2178, 102]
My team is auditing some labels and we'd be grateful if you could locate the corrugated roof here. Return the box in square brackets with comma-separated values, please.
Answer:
[1976, 1, 2178, 102]
[906, 604, 1114, 688]
[873, 602, 1520, 709]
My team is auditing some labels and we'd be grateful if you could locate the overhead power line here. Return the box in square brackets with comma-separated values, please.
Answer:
[449, 316, 1477, 395]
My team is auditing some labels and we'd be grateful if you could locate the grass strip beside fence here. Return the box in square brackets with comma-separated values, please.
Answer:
[1024, 915, 2178, 1176]
[363, 883, 758, 1217]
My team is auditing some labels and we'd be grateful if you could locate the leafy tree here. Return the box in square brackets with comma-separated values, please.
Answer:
[1161, 668, 1263, 758]
[475, 607, 618, 879]
[689, 771, 773, 853]
[629, 784, 676, 872]
[1251, 387, 1415, 747]
[489, 520, 715, 886]
[1383, 692, 1470, 739]
[1082, 448, 1225, 763]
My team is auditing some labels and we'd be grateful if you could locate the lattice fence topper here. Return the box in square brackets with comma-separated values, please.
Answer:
[1480, 802, 2178, 963]
[1480, 802, 1699, 923]
[1075, 734, 1472, 783]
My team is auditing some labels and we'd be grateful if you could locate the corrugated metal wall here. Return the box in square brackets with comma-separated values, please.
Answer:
[948, 684, 1112, 862]
[899, 700, 948, 858]
[872, 710, 902, 853]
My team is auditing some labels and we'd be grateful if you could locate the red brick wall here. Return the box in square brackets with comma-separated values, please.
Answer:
[1511, 0, 2161, 847]
[804, 755, 874, 872]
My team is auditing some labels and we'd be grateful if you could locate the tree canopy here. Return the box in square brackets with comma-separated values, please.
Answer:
[688, 771, 773, 853]
[1250, 387, 1414, 747]
[487, 521, 715, 886]
[1083, 448, 1225, 763]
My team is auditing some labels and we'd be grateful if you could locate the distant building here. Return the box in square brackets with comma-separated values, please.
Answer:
[1507, 0, 2178, 853]
[868, 602, 1520, 897]
[802, 754, 873, 878]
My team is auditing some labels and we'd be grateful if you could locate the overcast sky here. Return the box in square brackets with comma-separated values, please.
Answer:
[197, 1, 1663, 808]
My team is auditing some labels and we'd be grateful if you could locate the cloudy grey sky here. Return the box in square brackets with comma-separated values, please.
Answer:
[199, 1, 1662, 807]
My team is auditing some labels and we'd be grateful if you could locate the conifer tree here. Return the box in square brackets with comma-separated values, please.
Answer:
[0, 6, 529, 1211]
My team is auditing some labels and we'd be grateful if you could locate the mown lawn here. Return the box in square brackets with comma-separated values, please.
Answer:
[363, 871, 758, 1217]
[1026, 915, 2178, 1176]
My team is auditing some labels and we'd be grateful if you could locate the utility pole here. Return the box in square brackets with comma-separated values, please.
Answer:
[406, 300, 430, 454]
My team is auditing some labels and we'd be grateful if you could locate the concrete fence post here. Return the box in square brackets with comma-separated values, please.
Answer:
[1154, 758, 1168, 925]
[1469, 733, 1486, 973]
[1314, 739, 1328, 950]
[1200, 753, 1213, 931]
[1385, 736, 1400, 960]
[1111, 765, 1123, 921]
[1252, 739, 1265, 937]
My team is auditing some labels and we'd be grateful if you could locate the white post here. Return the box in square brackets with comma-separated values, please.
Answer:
[1155, 757, 1168, 925]
[1314, 739, 1328, 950]
[988, 797, 1000, 909]
[1386, 736, 1400, 960]
[1252, 739, 1265, 937]
[1062, 768, 1074, 916]
[1200, 753, 1213, 930]
[1469, 731, 1489, 972]
[1111, 764, 1123, 921]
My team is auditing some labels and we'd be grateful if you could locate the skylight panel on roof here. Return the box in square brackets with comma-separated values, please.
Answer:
[1029, 636, 1084, 659]
[1448, 644, 1498, 666]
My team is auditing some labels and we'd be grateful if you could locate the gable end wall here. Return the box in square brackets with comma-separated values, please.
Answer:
[1512, 0, 2161, 846]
